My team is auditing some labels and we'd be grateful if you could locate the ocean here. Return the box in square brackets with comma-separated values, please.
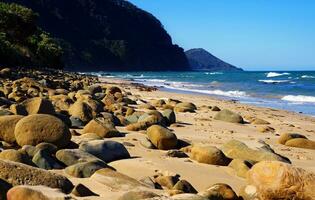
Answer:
[89, 71, 315, 116]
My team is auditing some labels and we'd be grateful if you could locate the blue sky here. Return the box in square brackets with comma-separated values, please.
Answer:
[129, 0, 315, 71]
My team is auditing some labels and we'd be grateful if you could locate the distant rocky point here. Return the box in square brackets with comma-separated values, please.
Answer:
[186, 48, 243, 71]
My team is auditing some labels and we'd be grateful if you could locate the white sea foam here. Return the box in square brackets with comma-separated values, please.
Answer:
[301, 75, 315, 79]
[141, 79, 166, 83]
[204, 72, 223, 75]
[266, 72, 290, 78]
[259, 79, 290, 84]
[163, 85, 247, 98]
[282, 95, 315, 103]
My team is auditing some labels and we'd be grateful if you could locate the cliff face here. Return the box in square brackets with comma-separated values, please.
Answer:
[186, 48, 243, 71]
[4, 0, 189, 71]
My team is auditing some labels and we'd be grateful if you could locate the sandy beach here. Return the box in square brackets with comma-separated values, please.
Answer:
[0, 70, 315, 199]
[70, 76, 315, 198]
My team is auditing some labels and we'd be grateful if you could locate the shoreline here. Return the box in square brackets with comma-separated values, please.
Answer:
[97, 76, 315, 192]
[99, 76, 315, 118]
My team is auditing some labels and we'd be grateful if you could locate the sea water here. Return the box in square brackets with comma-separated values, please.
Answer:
[88, 71, 315, 116]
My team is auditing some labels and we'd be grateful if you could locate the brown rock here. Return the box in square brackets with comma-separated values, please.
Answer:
[0, 159, 73, 193]
[190, 145, 231, 166]
[174, 102, 197, 113]
[285, 138, 315, 150]
[155, 175, 179, 189]
[7, 185, 70, 200]
[68, 101, 93, 123]
[228, 159, 252, 178]
[214, 109, 244, 123]
[14, 114, 71, 148]
[91, 168, 147, 191]
[278, 133, 307, 145]
[173, 180, 198, 194]
[245, 161, 315, 200]
[20, 97, 55, 115]
[118, 191, 159, 200]
[0, 149, 32, 165]
[0, 115, 24, 143]
[221, 140, 289, 163]
[198, 183, 238, 200]
[82, 118, 120, 138]
[147, 125, 178, 150]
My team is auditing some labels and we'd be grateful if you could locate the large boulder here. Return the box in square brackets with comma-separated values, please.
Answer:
[174, 102, 197, 113]
[214, 109, 244, 123]
[0, 159, 73, 193]
[198, 183, 238, 200]
[7, 185, 70, 200]
[221, 140, 289, 163]
[82, 118, 121, 138]
[126, 114, 162, 131]
[0, 115, 24, 143]
[244, 161, 315, 200]
[278, 133, 307, 145]
[56, 149, 101, 166]
[91, 168, 147, 191]
[146, 125, 178, 150]
[79, 140, 130, 163]
[19, 97, 55, 115]
[189, 145, 231, 166]
[68, 101, 93, 123]
[284, 138, 315, 150]
[14, 114, 71, 148]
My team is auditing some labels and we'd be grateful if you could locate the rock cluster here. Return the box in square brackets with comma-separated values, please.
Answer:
[0, 67, 313, 200]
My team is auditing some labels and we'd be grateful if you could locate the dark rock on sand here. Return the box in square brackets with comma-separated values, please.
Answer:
[214, 109, 244, 123]
[79, 140, 130, 163]
[32, 149, 63, 170]
[72, 183, 99, 197]
[56, 149, 101, 166]
[65, 160, 108, 178]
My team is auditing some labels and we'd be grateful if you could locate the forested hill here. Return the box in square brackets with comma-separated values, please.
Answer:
[0, 2, 63, 69]
[3, 0, 189, 71]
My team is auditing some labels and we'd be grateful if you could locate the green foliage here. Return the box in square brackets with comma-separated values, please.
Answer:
[0, 2, 63, 69]
[0, 2, 37, 42]
[36, 33, 63, 68]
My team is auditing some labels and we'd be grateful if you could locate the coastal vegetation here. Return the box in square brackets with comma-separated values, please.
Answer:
[0, 2, 63, 69]
[3, 0, 189, 71]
